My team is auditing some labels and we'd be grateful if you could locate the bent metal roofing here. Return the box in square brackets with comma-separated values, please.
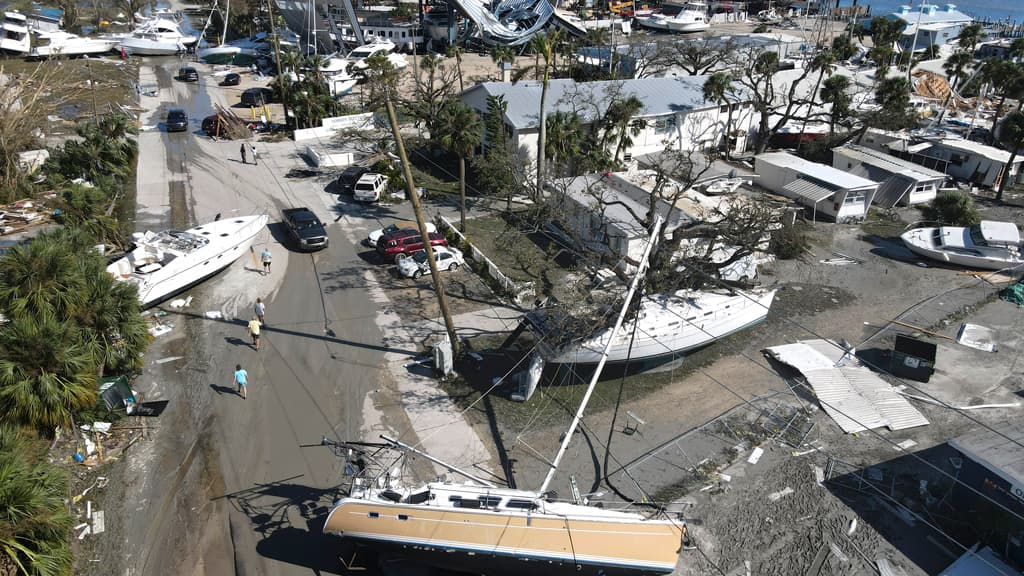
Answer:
[462, 76, 744, 130]
[757, 151, 879, 191]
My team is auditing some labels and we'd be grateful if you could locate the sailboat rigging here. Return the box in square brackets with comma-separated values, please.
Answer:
[322, 216, 688, 576]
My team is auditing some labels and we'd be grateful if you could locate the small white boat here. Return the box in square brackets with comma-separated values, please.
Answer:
[118, 18, 198, 56]
[345, 38, 408, 70]
[901, 220, 1024, 271]
[638, 1, 709, 33]
[0, 11, 31, 54]
[529, 287, 776, 365]
[107, 215, 268, 307]
[702, 177, 745, 195]
[321, 56, 358, 96]
[29, 31, 120, 58]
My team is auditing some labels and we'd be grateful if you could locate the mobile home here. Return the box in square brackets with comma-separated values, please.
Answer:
[755, 151, 879, 222]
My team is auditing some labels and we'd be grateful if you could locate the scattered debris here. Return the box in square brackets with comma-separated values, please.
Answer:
[956, 323, 997, 352]
[91, 510, 105, 535]
[204, 310, 223, 319]
[147, 323, 172, 337]
[767, 487, 794, 501]
[80, 422, 112, 435]
[893, 439, 918, 451]
[155, 356, 184, 364]
[847, 518, 858, 535]
[167, 295, 193, 309]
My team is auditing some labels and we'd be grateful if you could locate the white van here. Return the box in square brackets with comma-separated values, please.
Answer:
[353, 173, 389, 202]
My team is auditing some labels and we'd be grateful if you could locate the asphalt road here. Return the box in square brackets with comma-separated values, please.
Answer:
[121, 56, 439, 576]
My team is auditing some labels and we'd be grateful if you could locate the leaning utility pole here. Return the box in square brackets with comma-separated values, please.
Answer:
[383, 94, 460, 358]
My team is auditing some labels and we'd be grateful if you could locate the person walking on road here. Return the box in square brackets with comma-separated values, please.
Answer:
[234, 364, 248, 399]
[260, 247, 272, 275]
[248, 316, 262, 351]
[254, 297, 266, 326]
[240, 143, 248, 164]
[251, 143, 258, 166]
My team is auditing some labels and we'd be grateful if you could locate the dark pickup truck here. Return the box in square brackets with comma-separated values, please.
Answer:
[282, 208, 328, 251]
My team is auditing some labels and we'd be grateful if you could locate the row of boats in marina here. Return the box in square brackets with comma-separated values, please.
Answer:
[0, 9, 198, 57]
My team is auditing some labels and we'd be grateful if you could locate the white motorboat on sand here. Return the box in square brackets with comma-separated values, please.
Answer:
[638, 1, 709, 32]
[29, 31, 120, 58]
[118, 18, 197, 55]
[107, 215, 268, 307]
[900, 220, 1024, 271]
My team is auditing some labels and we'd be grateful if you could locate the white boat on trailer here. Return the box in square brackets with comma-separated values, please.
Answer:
[107, 215, 268, 307]
[322, 217, 688, 576]
[900, 220, 1024, 271]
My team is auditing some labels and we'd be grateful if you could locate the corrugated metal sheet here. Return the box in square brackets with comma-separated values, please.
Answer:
[783, 179, 836, 203]
[766, 340, 929, 434]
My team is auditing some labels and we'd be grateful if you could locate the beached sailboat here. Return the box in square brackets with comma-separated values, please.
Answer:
[107, 215, 268, 307]
[322, 217, 687, 575]
[196, 0, 241, 64]
[901, 220, 1024, 271]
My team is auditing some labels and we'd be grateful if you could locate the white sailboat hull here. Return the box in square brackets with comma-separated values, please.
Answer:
[533, 288, 776, 365]
[108, 215, 268, 307]
[119, 37, 187, 55]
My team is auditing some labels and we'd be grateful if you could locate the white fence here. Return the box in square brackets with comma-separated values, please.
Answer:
[439, 215, 534, 304]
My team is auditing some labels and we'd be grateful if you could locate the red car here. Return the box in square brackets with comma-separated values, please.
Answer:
[376, 229, 448, 262]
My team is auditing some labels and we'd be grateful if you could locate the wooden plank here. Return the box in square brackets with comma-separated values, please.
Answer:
[889, 319, 952, 340]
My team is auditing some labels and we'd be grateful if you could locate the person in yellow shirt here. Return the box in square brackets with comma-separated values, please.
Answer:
[248, 316, 262, 351]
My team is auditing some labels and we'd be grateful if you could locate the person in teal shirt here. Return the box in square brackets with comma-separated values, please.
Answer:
[234, 364, 248, 399]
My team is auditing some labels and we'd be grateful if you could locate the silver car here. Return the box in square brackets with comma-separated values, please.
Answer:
[396, 246, 464, 279]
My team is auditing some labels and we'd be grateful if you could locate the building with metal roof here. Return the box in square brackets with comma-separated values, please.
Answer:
[948, 422, 1024, 569]
[938, 545, 1019, 576]
[918, 139, 1024, 189]
[755, 151, 879, 222]
[459, 76, 757, 164]
[877, 3, 974, 51]
[832, 144, 947, 207]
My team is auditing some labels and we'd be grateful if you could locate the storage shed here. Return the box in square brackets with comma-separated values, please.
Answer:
[754, 152, 879, 223]
[832, 144, 945, 207]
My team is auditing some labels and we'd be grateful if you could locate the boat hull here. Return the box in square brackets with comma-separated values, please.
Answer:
[901, 227, 1024, 271]
[30, 39, 119, 58]
[323, 499, 682, 576]
[534, 289, 776, 365]
[197, 45, 240, 64]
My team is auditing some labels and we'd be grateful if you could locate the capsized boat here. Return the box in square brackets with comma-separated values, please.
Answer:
[900, 220, 1024, 271]
[29, 31, 120, 58]
[322, 217, 688, 575]
[107, 215, 268, 307]
[528, 287, 776, 365]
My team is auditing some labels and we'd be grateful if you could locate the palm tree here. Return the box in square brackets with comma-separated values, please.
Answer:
[514, 30, 562, 202]
[943, 50, 973, 92]
[0, 231, 85, 320]
[436, 101, 482, 231]
[490, 46, 514, 80]
[703, 72, 733, 157]
[72, 253, 150, 375]
[955, 23, 983, 53]
[996, 111, 1024, 201]
[0, 312, 97, 431]
[0, 427, 74, 576]
[820, 75, 852, 139]
[982, 59, 1024, 145]
[545, 110, 582, 175]
[602, 95, 644, 164]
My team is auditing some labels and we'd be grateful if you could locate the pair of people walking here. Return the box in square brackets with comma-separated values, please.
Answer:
[239, 143, 258, 165]
[248, 298, 267, 351]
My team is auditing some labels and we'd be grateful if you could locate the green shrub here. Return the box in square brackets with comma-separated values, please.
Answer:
[922, 190, 980, 227]
[770, 224, 809, 259]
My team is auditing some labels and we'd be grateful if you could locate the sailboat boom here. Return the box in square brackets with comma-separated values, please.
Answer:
[538, 215, 663, 494]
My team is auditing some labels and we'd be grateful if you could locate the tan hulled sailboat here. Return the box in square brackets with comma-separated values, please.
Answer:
[322, 217, 687, 575]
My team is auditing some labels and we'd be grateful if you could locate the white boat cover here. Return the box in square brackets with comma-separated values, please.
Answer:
[766, 339, 929, 433]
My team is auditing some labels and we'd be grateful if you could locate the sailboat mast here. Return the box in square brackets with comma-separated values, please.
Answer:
[538, 216, 663, 495]
[222, 0, 229, 45]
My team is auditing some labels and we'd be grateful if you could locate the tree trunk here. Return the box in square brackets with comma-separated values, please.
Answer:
[996, 149, 1018, 202]
[536, 71, 549, 202]
[724, 100, 734, 159]
[988, 95, 1007, 145]
[459, 155, 467, 232]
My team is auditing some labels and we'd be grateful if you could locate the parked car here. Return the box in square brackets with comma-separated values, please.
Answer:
[282, 207, 329, 251]
[202, 114, 226, 136]
[397, 246, 464, 278]
[178, 66, 199, 82]
[376, 229, 448, 262]
[335, 165, 370, 195]
[240, 87, 273, 106]
[366, 220, 437, 246]
[220, 73, 241, 86]
[165, 108, 188, 132]
[353, 172, 388, 202]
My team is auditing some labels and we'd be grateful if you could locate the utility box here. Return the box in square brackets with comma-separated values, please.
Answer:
[433, 339, 454, 377]
[890, 334, 936, 382]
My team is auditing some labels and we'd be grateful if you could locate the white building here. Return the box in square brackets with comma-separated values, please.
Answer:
[880, 3, 974, 52]
[755, 151, 879, 222]
[918, 139, 1024, 189]
[549, 172, 693, 269]
[459, 76, 757, 164]
[832, 144, 945, 206]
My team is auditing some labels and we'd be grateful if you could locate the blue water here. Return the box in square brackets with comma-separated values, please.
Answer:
[842, 0, 1023, 24]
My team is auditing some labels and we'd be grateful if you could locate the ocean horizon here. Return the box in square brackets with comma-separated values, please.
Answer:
[841, 0, 1023, 24]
